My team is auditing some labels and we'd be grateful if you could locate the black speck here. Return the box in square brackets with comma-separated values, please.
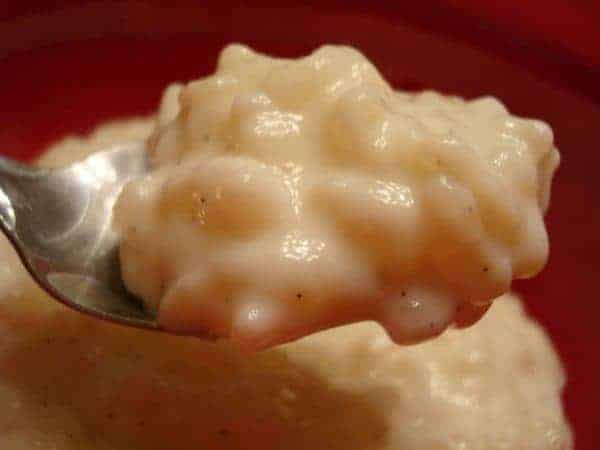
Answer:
[400, 291, 407, 297]
[296, 293, 303, 300]
[373, 429, 386, 442]
[482, 266, 489, 272]
[200, 197, 206, 204]
[219, 428, 231, 437]
[107, 412, 115, 420]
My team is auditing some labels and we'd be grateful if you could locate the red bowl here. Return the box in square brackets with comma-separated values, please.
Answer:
[1, 2, 598, 449]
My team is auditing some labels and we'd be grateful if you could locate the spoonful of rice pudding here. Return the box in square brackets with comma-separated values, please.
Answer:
[0, 44, 559, 351]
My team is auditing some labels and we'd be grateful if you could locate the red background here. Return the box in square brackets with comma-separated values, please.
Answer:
[0, 2, 599, 449]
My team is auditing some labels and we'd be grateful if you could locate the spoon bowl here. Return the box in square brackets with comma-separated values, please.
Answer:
[0, 142, 159, 329]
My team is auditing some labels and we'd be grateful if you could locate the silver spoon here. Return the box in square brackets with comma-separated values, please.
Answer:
[0, 142, 160, 330]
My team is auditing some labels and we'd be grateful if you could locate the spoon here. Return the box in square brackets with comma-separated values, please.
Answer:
[0, 142, 160, 330]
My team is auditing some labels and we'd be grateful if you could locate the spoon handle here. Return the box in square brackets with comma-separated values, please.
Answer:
[0, 156, 40, 235]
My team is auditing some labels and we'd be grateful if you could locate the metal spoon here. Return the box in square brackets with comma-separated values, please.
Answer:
[0, 142, 160, 330]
